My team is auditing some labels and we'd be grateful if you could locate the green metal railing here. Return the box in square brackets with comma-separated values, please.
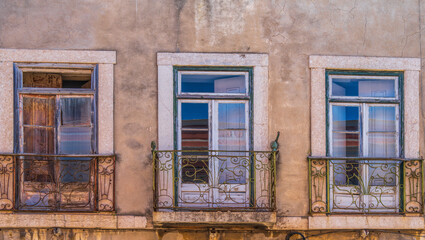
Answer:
[309, 156, 423, 214]
[152, 147, 278, 211]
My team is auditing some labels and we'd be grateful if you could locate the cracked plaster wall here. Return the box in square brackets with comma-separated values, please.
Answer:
[0, 0, 423, 237]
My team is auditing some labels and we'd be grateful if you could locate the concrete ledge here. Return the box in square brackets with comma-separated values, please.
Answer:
[153, 212, 276, 227]
[157, 52, 268, 66]
[0, 213, 147, 229]
[308, 216, 424, 230]
[309, 55, 420, 71]
[0, 49, 116, 64]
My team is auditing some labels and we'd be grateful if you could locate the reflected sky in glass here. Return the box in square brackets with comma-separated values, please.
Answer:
[181, 74, 246, 93]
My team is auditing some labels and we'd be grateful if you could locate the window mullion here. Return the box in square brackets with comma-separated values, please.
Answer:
[54, 95, 61, 210]
[361, 103, 369, 211]
[210, 100, 217, 206]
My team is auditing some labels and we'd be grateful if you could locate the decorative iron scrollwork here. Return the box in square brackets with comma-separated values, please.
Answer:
[310, 159, 327, 213]
[404, 160, 423, 213]
[309, 157, 424, 214]
[0, 155, 14, 210]
[97, 156, 115, 211]
[153, 149, 277, 211]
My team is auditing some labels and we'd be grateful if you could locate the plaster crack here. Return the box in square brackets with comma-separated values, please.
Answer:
[362, 17, 368, 47]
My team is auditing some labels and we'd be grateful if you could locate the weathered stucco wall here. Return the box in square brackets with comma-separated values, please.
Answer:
[0, 0, 424, 239]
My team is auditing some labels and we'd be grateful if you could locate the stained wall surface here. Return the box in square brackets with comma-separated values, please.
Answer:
[0, 0, 424, 239]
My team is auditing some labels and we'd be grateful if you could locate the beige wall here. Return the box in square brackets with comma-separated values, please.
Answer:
[0, 0, 425, 239]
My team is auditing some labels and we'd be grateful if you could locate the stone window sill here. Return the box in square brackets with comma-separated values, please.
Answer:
[153, 211, 276, 227]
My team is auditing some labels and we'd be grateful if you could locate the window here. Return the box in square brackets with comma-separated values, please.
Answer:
[176, 68, 252, 207]
[14, 64, 98, 210]
[327, 71, 401, 212]
[308, 55, 422, 215]
[0, 49, 115, 212]
[155, 53, 274, 211]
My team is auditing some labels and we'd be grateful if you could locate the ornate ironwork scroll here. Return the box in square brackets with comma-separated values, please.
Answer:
[0, 155, 14, 210]
[404, 160, 423, 214]
[309, 159, 327, 214]
[97, 156, 115, 211]
[17, 156, 96, 211]
[153, 149, 277, 211]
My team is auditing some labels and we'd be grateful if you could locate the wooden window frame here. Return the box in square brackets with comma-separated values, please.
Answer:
[13, 63, 99, 211]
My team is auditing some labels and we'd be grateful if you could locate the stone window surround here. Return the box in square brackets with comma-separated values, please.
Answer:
[157, 52, 269, 151]
[308, 55, 422, 229]
[0, 48, 115, 154]
[309, 55, 421, 158]
[156, 52, 274, 226]
[0, 49, 144, 230]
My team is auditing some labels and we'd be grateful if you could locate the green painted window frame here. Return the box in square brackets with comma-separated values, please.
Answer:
[325, 70, 404, 157]
[172, 66, 254, 207]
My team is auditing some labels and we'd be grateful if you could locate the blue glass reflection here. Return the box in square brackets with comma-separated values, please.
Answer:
[181, 74, 246, 93]
[332, 78, 395, 97]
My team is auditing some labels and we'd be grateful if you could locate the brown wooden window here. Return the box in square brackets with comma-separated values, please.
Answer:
[14, 64, 98, 211]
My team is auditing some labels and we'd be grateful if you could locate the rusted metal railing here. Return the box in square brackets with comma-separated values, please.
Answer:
[0, 154, 115, 212]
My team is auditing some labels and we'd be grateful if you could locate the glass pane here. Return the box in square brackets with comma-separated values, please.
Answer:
[333, 160, 359, 186]
[369, 106, 396, 132]
[368, 161, 397, 186]
[332, 105, 359, 131]
[181, 103, 209, 184]
[58, 158, 94, 210]
[59, 127, 92, 154]
[61, 98, 92, 126]
[218, 103, 245, 129]
[218, 103, 247, 184]
[332, 78, 395, 98]
[332, 133, 359, 157]
[23, 127, 55, 154]
[60, 158, 92, 183]
[20, 156, 55, 210]
[23, 72, 91, 89]
[181, 157, 209, 184]
[368, 133, 397, 157]
[23, 96, 55, 126]
[218, 130, 246, 151]
[181, 103, 209, 150]
[181, 74, 246, 93]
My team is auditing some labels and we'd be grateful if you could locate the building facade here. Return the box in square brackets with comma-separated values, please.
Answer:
[0, 0, 425, 239]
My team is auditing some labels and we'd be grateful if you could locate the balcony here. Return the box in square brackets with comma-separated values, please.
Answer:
[152, 149, 277, 211]
[0, 154, 115, 212]
[309, 156, 423, 214]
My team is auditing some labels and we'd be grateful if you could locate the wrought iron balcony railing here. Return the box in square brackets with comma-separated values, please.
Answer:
[309, 156, 423, 214]
[152, 148, 278, 211]
[0, 154, 115, 211]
